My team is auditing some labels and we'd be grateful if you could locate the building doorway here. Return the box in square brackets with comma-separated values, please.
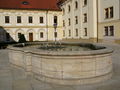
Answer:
[29, 33, 33, 41]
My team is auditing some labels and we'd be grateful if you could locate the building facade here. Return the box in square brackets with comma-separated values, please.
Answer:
[59, 0, 98, 42]
[59, 0, 120, 44]
[0, 0, 63, 42]
[98, 0, 120, 43]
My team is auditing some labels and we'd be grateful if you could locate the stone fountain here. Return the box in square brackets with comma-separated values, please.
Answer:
[8, 42, 113, 85]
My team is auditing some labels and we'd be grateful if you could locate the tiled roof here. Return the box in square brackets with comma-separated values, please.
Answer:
[0, 0, 61, 11]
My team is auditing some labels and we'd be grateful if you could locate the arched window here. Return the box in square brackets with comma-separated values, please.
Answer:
[75, 1, 78, 9]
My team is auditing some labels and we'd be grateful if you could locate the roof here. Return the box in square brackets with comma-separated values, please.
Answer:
[0, 0, 61, 11]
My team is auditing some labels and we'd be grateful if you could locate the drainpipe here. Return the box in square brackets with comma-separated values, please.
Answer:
[119, 0, 120, 19]
[96, 0, 99, 43]
[46, 10, 48, 42]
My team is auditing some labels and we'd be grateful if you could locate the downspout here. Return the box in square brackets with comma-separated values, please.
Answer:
[46, 10, 48, 42]
[119, 0, 120, 19]
[96, 0, 99, 43]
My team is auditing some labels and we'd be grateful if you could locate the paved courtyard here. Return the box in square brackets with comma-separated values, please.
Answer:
[0, 44, 120, 90]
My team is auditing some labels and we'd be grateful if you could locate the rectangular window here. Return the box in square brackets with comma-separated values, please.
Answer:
[104, 26, 114, 36]
[84, 28, 87, 36]
[75, 29, 78, 36]
[63, 30, 65, 37]
[75, 16, 78, 24]
[28, 16, 33, 23]
[84, 13, 87, 23]
[69, 30, 71, 37]
[5, 16, 9, 23]
[105, 7, 114, 19]
[40, 32, 44, 38]
[54, 32, 57, 38]
[17, 16, 21, 23]
[109, 26, 114, 36]
[68, 18, 71, 26]
[63, 20, 65, 27]
[18, 33, 21, 38]
[54, 16, 57, 24]
[105, 8, 109, 19]
[104, 27, 109, 36]
[6, 33, 10, 41]
[40, 17, 44, 23]
[68, 5, 71, 12]
[84, 0, 87, 6]
[110, 7, 114, 18]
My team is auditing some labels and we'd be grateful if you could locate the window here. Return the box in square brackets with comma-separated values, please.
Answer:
[110, 7, 114, 18]
[18, 33, 21, 38]
[75, 16, 78, 24]
[40, 32, 44, 38]
[6, 33, 10, 41]
[69, 30, 71, 37]
[75, 1, 78, 9]
[63, 30, 65, 37]
[84, 28, 87, 36]
[109, 26, 114, 36]
[68, 18, 71, 26]
[104, 27, 109, 36]
[17, 16, 21, 23]
[105, 7, 114, 19]
[5, 16, 10, 23]
[83, 0, 87, 6]
[28, 16, 33, 23]
[104, 26, 114, 36]
[54, 32, 57, 38]
[54, 16, 57, 24]
[40, 17, 44, 23]
[63, 8, 65, 15]
[63, 20, 65, 27]
[68, 5, 71, 12]
[105, 8, 109, 19]
[84, 13, 87, 23]
[22, 1, 29, 5]
[75, 29, 78, 37]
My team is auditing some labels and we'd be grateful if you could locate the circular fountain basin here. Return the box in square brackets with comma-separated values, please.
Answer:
[8, 42, 113, 85]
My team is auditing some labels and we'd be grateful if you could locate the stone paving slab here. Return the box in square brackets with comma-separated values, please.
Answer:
[0, 44, 120, 90]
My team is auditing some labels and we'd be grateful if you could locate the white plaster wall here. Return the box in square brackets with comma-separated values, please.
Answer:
[61, 0, 98, 40]
[0, 9, 63, 42]
[98, 0, 120, 22]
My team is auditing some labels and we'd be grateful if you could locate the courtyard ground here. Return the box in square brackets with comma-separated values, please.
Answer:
[0, 43, 120, 90]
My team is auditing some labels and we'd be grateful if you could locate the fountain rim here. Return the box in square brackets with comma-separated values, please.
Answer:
[8, 42, 113, 56]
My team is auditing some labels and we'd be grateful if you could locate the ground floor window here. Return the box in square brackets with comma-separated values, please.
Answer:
[68, 30, 71, 37]
[40, 32, 44, 38]
[54, 32, 57, 38]
[6, 33, 10, 41]
[75, 29, 78, 37]
[84, 28, 87, 36]
[63, 30, 65, 37]
[18, 33, 22, 39]
[104, 26, 114, 36]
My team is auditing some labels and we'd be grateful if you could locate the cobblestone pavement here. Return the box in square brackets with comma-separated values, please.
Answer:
[0, 44, 120, 90]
